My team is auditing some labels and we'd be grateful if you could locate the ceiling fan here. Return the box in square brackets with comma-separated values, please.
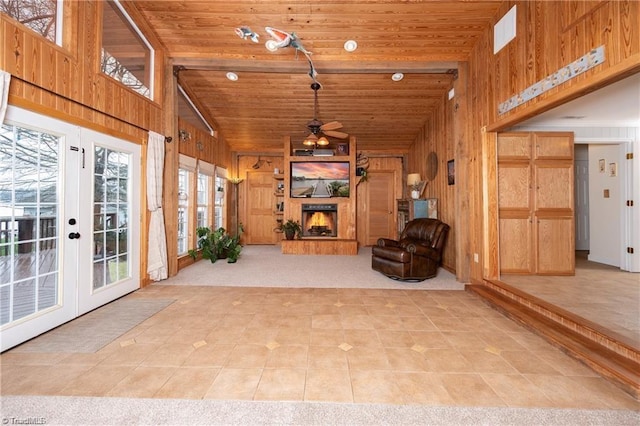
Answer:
[303, 82, 348, 146]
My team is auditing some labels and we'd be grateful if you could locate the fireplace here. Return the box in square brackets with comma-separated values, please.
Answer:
[301, 204, 337, 237]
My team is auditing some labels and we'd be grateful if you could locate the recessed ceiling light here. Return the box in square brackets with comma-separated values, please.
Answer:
[265, 40, 278, 52]
[344, 40, 358, 52]
[391, 73, 404, 81]
[226, 72, 238, 81]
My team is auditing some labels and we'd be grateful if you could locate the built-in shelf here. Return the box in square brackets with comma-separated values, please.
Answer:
[282, 136, 358, 254]
[273, 174, 286, 241]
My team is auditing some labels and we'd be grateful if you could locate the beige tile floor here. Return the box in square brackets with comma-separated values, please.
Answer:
[503, 251, 640, 346]
[1, 285, 639, 410]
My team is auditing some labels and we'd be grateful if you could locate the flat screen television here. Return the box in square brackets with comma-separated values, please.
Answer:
[290, 161, 350, 198]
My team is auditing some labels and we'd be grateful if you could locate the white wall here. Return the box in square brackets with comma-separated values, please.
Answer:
[588, 144, 621, 266]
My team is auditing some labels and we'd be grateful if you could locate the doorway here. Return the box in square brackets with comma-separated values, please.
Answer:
[0, 107, 140, 351]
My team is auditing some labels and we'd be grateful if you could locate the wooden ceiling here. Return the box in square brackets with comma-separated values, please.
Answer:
[131, 1, 504, 153]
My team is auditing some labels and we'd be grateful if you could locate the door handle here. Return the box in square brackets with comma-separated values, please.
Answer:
[68, 232, 81, 239]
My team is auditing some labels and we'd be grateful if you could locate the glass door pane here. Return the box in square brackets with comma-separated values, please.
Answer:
[92, 147, 130, 290]
[0, 124, 61, 325]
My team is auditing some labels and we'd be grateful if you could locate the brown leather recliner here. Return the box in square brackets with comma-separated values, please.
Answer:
[372, 218, 449, 281]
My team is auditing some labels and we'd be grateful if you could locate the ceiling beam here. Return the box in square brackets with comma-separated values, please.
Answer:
[171, 59, 459, 74]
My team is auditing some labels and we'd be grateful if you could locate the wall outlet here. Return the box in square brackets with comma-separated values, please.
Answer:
[474, 253, 479, 263]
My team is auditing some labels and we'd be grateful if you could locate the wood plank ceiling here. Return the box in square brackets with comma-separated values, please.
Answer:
[131, 1, 504, 153]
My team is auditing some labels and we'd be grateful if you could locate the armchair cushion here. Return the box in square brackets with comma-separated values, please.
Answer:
[372, 218, 449, 281]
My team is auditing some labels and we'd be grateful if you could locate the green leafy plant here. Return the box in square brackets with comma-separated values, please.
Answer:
[188, 224, 243, 263]
[278, 219, 302, 240]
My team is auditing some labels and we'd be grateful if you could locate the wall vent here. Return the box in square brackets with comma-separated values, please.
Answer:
[494, 5, 517, 54]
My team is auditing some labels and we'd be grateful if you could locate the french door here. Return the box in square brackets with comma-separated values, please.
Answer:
[0, 107, 140, 351]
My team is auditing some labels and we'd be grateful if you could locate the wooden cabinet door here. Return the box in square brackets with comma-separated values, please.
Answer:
[497, 133, 531, 159]
[536, 216, 575, 274]
[534, 133, 573, 159]
[499, 213, 534, 273]
[245, 171, 276, 244]
[498, 162, 533, 273]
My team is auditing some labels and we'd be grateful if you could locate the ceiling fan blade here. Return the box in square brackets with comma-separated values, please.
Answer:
[323, 130, 349, 139]
[321, 121, 343, 131]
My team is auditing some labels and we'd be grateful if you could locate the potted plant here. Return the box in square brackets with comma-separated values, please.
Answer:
[188, 224, 243, 263]
[278, 219, 302, 240]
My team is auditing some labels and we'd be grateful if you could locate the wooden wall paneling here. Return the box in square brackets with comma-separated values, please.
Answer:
[162, 60, 179, 279]
[41, 44, 56, 111]
[618, 0, 639, 61]
[481, 130, 499, 281]
[55, 50, 70, 104]
[453, 62, 470, 282]
[3, 19, 22, 76]
[406, 96, 457, 274]
[466, 0, 639, 284]
[523, 1, 537, 86]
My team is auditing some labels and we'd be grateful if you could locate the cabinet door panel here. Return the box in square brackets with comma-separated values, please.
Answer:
[536, 217, 575, 274]
[497, 133, 531, 159]
[534, 134, 573, 159]
[498, 164, 531, 209]
[536, 164, 574, 209]
[499, 216, 533, 273]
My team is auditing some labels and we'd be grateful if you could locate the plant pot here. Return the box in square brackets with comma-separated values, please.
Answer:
[411, 190, 420, 199]
[284, 230, 296, 240]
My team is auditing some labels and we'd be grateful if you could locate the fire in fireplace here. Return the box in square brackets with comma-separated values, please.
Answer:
[301, 204, 337, 237]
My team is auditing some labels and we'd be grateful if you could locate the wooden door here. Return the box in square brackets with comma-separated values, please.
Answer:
[362, 170, 396, 245]
[245, 171, 276, 244]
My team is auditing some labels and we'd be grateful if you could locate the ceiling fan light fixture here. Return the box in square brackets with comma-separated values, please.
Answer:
[303, 133, 318, 146]
[226, 72, 238, 81]
[344, 40, 358, 52]
[391, 72, 404, 81]
[317, 136, 329, 146]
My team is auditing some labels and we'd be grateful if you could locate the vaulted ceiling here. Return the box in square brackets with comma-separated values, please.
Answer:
[130, 1, 505, 153]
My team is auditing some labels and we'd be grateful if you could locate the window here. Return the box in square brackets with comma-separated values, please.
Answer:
[101, 0, 154, 99]
[214, 168, 227, 230]
[177, 154, 197, 256]
[197, 160, 216, 232]
[1, 0, 62, 44]
[196, 172, 209, 230]
[177, 168, 190, 256]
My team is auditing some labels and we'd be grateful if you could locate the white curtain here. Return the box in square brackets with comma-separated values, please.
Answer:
[147, 131, 168, 281]
[0, 69, 11, 125]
